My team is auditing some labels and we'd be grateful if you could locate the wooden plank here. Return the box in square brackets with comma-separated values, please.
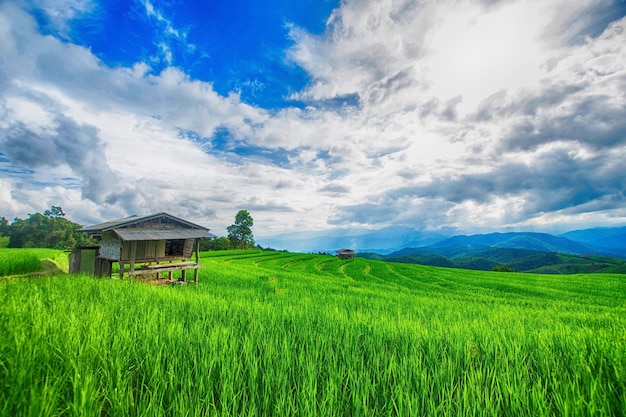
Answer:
[183, 239, 194, 258]
[143, 261, 197, 269]
[68, 249, 81, 274]
[194, 238, 200, 284]
[122, 264, 203, 275]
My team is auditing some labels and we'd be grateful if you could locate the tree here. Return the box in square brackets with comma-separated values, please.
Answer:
[227, 210, 254, 249]
[44, 206, 65, 218]
[0, 217, 9, 237]
[492, 265, 515, 272]
[3, 206, 95, 249]
[199, 236, 232, 251]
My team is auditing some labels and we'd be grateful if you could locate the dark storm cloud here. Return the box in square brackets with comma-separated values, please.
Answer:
[329, 197, 456, 229]
[100, 178, 221, 221]
[0, 125, 58, 167]
[320, 183, 350, 194]
[0, 114, 119, 203]
[307, 93, 362, 111]
[365, 68, 415, 105]
[164, 197, 218, 220]
[361, 148, 626, 223]
[418, 96, 464, 122]
[474, 83, 587, 122]
[500, 94, 626, 152]
[274, 180, 295, 190]
[516, 84, 587, 116]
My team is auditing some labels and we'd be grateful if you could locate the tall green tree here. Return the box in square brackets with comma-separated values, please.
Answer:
[2, 207, 95, 249]
[44, 206, 65, 218]
[227, 210, 254, 249]
[0, 217, 9, 237]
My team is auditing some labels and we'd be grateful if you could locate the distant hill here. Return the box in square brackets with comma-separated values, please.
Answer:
[426, 232, 597, 257]
[258, 226, 626, 273]
[364, 230, 626, 274]
[374, 246, 626, 274]
[560, 227, 626, 257]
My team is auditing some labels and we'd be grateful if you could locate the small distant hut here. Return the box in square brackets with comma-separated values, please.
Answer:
[70, 212, 216, 282]
[336, 249, 356, 259]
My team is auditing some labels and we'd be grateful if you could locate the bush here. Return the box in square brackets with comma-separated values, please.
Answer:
[492, 265, 515, 272]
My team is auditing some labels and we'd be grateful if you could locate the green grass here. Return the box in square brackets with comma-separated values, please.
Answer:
[0, 248, 625, 416]
[0, 248, 68, 277]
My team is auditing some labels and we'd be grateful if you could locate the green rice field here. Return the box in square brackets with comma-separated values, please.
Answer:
[0, 248, 625, 416]
[0, 248, 68, 277]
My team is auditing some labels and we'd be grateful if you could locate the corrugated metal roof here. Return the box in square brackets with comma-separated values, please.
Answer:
[79, 212, 210, 234]
[79, 215, 140, 233]
[113, 228, 217, 241]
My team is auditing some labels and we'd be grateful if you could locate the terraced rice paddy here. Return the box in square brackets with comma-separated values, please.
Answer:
[0, 248, 68, 277]
[0, 249, 625, 416]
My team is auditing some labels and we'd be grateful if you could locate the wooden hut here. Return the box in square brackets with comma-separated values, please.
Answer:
[336, 249, 356, 259]
[71, 212, 216, 282]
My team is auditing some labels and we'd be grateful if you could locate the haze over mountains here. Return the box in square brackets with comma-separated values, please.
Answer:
[257, 226, 626, 274]
[257, 226, 448, 254]
[257, 226, 626, 258]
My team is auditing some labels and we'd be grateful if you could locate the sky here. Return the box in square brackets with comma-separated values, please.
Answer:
[1, 0, 626, 238]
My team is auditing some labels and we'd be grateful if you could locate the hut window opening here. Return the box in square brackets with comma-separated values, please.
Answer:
[165, 239, 185, 257]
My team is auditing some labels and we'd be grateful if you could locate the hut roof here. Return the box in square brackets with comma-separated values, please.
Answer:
[113, 228, 213, 241]
[336, 249, 356, 254]
[79, 212, 217, 240]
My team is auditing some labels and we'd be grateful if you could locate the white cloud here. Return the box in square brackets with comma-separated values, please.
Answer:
[0, 3, 279, 232]
[0, 0, 625, 237]
[144, 0, 182, 38]
[425, 1, 549, 115]
[283, 0, 626, 231]
[142, 0, 196, 65]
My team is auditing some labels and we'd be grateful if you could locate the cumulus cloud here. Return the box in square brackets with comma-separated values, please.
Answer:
[332, 143, 626, 231]
[0, 0, 625, 235]
[0, 2, 282, 229]
[0, 115, 117, 202]
[290, 0, 626, 231]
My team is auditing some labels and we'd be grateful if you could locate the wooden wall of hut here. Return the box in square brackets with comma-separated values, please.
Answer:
[121, 240, 166, 261]
[69, 246, 112, 277]
[100, 232, 122, 260]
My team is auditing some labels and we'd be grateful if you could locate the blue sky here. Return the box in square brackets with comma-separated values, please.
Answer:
[1, 0, 626, 237]
[58, 0, 336, 108]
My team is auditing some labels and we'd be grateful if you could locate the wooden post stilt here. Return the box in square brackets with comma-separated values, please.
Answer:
[194, 239, 200, 284]
[129, 241, 137, 278]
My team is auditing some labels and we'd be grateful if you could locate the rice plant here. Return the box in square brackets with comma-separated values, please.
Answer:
[0, 248, 66, 276]
[0, 249, 624, 416]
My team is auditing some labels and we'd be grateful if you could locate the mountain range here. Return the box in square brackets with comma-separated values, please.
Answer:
[256, 226, 626, 274]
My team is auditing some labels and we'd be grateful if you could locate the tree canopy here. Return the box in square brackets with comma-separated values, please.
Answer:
[199, 236, 232, 251]
[227, 210, 254, 249]
[0, 206, 95, 249]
